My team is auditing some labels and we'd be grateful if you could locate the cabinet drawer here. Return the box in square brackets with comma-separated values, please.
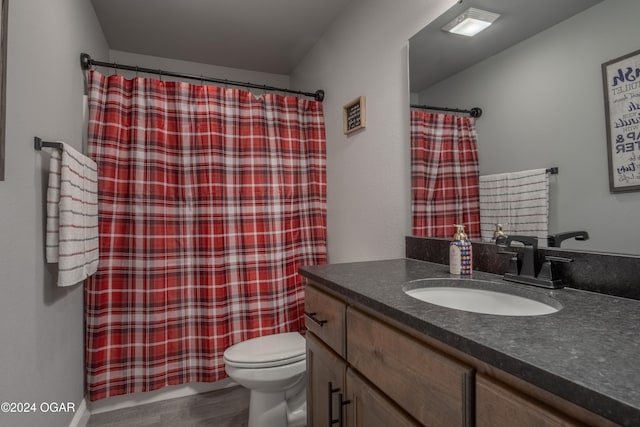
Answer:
[304, 284, 346, 357]
[476, 375, 582, 427]
[347, 308, 474, 427]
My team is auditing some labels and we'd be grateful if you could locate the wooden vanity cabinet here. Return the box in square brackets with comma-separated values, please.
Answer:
[304, 283, 616, 427]
[305, 284, 471, 426]
[305, 285, 348, 426]
[306, 330, 418, 427]
[347, 307, 473, 426]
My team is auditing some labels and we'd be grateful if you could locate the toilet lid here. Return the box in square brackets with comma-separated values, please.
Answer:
[223, 332, 306, 368]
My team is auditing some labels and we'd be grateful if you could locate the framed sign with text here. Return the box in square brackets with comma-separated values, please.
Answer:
[602, 48, 640, 192]
[343, 96, 366, 135]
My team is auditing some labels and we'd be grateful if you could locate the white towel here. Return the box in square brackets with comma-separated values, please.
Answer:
[480, 169, 549, 241]
[46, 152, 62, 262]
[479, 172, 509, 241]
[507, 169, 549, 239]
[46, 142, 99, 287]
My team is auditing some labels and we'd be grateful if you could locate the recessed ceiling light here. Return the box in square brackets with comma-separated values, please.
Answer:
[442, 7, 500, 37]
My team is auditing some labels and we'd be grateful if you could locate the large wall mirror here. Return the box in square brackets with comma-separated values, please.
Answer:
[409, 0, 640, 256]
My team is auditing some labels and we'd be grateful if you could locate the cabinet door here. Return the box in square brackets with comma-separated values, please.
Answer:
[346, 368, 421, 427]
[476, 375, 583, 427]
[307, 331, 347, 427]
[347, 307, 474, 427]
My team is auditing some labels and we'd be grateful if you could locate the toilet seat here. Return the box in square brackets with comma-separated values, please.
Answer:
[224, 332, 306, 369]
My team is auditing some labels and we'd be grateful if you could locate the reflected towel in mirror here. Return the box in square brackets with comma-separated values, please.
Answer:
[479, 169, 549, 241]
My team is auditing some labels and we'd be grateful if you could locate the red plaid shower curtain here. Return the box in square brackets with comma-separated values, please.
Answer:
[85, 70, 327, 401]
[411, 110, 480, 238]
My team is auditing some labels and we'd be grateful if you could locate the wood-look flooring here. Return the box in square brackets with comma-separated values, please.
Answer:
[87, 386, 250, 427]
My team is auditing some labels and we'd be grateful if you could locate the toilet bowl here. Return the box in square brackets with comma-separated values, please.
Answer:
[223, 332, 307, 427]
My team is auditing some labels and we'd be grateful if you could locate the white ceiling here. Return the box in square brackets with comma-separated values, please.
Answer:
[90, 0, 354, 75]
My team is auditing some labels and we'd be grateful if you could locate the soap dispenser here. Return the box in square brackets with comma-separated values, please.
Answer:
[449, 224, 472, 275]
[492, 223, 508, 245]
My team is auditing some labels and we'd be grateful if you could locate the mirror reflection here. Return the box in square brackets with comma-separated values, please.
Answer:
[409, 0, 640, 255]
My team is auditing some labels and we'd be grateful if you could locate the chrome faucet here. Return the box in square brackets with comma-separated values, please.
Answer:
[498, 235, 572, 289]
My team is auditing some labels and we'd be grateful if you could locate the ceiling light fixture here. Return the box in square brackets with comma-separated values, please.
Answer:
[442, 7, 500, 37]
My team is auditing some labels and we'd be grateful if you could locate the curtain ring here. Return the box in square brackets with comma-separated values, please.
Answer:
[135, 66, 139, 78]
[158, 69, 163, 81]
[112, 62, 118, 76]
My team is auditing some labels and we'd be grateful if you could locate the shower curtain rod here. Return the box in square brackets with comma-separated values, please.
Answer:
[80, 53, 325, 102]
[411, 104, 482, 118]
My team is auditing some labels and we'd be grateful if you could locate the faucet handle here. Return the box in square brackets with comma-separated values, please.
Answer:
[497, 250, 519, 275]
[536, 255, 573, 288]
[544, 255, 573, 264]
[505, 235, 538, 249]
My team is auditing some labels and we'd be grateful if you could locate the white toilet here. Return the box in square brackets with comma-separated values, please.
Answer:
[223, 332, 307, 427]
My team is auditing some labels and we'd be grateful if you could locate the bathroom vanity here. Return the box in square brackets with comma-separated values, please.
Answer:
[300, 258, 640, 427]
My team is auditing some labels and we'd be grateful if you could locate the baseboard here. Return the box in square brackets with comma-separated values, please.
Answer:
[68, 398, 90, 427]
[88, 378, 237, 415]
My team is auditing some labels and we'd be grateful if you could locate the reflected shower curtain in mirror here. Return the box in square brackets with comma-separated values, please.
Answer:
[411, 110, 480, 238]
[85, 70, 327, 401]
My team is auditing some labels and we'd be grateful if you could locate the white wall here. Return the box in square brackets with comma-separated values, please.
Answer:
[291, 0, 458, 263]
[418, 0, 640, 255]
[0, 1, 108, 427]
[108, 50, 290, 89]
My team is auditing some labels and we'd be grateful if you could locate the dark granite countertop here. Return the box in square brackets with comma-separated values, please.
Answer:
[299, 258, 640, 426]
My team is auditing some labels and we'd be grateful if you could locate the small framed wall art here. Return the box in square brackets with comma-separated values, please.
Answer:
[343, 96, 366, 135]
[602, 48, 640, 192]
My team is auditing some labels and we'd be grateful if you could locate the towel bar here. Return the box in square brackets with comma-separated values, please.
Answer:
[34, 137, 63, 151]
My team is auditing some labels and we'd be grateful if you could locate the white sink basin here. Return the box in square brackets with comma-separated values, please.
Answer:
[404, 279, 560, 316]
